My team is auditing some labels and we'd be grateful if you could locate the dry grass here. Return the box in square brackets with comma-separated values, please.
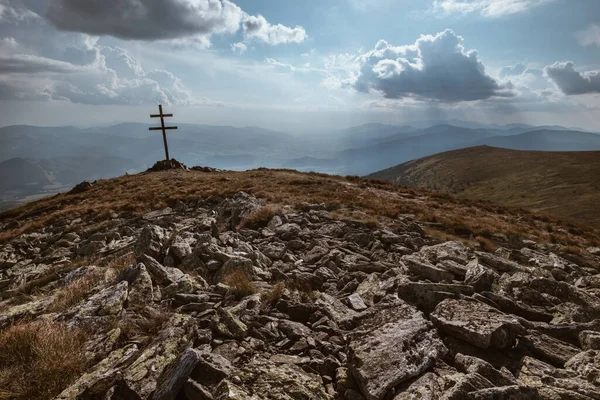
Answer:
[370, 146, 600, 227]
[115, 307, 172, 348]
[475, 236, 498, 253]
[238, 205, 281, 230]
[261, 282, 286, 308]
[0, 320, 86, 400]
[0, 169, 598, 252]
[223, 270, 256, 299]
[48, 270, 104, 313]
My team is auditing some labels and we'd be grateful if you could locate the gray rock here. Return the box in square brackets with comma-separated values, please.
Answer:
[348, 293, 368, 311]
[120, 314, 197, 399]
[402, 255, 454, 283]
[152, 348, 202, 400]
[430, 298, 525, 349]
[520, 331, 581, 367]
[464, 259, 499, 292]
[580, 330, 600, 350]
[348, 300, 447, 400]
[135, 225, 167, 261]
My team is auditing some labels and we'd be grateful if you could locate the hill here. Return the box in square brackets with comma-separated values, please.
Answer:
[368, 146, 600, 226]
[477, 129, 600, 151]
[0, 167, 599, 399]
[0, 158, 54, 192]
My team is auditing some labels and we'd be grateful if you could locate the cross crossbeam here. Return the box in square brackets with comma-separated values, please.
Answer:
[149, 104, 178, 161]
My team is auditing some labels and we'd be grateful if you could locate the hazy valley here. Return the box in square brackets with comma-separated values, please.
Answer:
[2, 121, 599, 213]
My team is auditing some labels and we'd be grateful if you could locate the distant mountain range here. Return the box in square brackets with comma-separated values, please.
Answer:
[368, 146, 600, 226]
[1, 120, 600, 209]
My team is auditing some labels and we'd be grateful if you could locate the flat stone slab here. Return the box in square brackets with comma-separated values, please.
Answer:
[348, 299, 447, 400]
[430, 298, 525, 349]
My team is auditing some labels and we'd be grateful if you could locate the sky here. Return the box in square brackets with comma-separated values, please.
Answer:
[0, 0, 599, 132]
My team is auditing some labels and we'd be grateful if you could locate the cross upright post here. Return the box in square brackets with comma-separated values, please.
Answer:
[149, 104, 178, 161]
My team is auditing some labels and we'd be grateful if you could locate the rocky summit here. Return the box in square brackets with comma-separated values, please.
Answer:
[1, 169, 600, 400]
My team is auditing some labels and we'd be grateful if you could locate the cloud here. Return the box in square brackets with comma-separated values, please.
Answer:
[349, 29, 508, 102]
[545, 61, 600, 95]
[0, 1, 41, 23]
[231, 41, 247, 53]
[265, 57, 295, 72]
[0, 1, 227, 106]
[433, 0, 553, 17]
[46, 0, 306, 47]
[499, 63, 527, 77]
[575, 24, 600, 47]
[0, 53, 86, 74]
[242, 15, 307, 45]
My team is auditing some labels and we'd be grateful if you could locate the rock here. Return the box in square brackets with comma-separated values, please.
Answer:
[279, 319, 312, 340]
[213, 380, 251, 399]
[443, 373, 494, 400]
[580, 330, 600, 350]
[231, 357, 332, 399]
[520, 331, 581, 367]
[464, 259, 499, 292]
[348, 293, 368, 311]
[348, 299, 447, 400]
[55, 344, 139, 400]
[135, 225, 168, 261]
[69, 180, 93, 194]
[430, 298, 525, 349]
[152, 348, 202, 400]
[565, 350, 600, 386]
[139, 254, 185, 286]
[396, 281, 473, 313]
[184, 379, 214, 400]
[120, 314, 197, 399]
[402, 255, 454, 283]
[517, 356, 600, 399]
[393, 372, 444, 400]
[455, 354, 517, 387]
[67, 281, 128, 321]
[211, 307, 248, 339]
[467, 385, 540, 399]
[418, 241, 472, 265]
[169, 236, 193, 261]
[191, 352, 233, 387]
[119, 263, 154, 308]
[147, 159, 188, 171]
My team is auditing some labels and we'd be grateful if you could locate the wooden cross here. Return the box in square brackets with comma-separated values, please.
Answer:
[149, 104, 178, 161]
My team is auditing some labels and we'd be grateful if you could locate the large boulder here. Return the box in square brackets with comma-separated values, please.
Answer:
[430, 298, 525, 349]
[348, 299, 447, 400]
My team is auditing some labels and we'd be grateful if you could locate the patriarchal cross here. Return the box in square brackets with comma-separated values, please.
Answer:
[149, 104, 178, 161]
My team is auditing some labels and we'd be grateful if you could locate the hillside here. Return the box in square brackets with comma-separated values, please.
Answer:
[1, 167, 600, 399]
[368, 146, 600, 226]
[478, 129, 600, 151]
[0, 158, 54, 192]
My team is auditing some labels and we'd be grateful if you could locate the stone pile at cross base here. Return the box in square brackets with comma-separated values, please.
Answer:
[1, 191, 600, 399]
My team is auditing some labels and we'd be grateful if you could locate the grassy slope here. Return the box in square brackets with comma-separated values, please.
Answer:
[368, 146, 600, 226]
[1, 168, 599, 254]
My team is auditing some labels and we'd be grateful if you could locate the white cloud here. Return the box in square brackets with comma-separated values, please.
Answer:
[46, 0, 306, 48]
[242, 14, 307, 45]
[575, 24, 600, 47]
[545, 62, 600, 95]
[347, 30, 509, 102]
[0, 7, 208, 106]
[265, 57, 295, 72]
[433, 0, 553, 17]
[231, 41, 247, 53]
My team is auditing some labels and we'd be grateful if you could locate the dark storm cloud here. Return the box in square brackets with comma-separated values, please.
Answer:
[45, 0, 306, 46]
